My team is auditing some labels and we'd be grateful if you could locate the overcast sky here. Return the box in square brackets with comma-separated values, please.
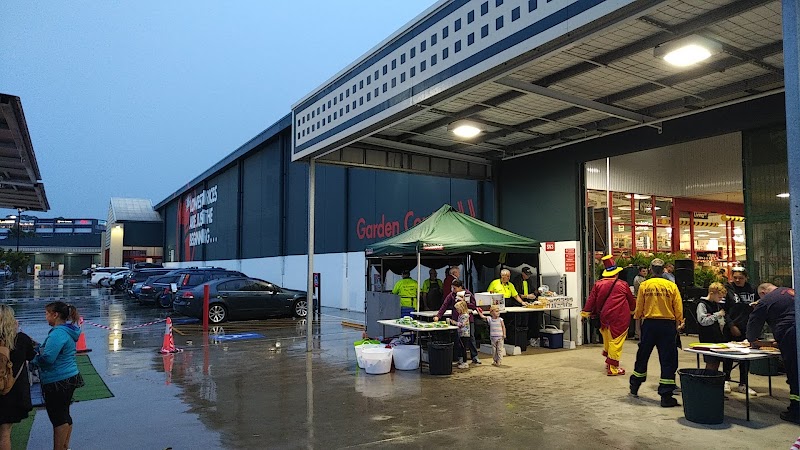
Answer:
[0, 1, 433, 220]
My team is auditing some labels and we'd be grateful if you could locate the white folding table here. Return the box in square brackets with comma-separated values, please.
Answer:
[376, 319, 458, 374]
[413, 306, 579, 343]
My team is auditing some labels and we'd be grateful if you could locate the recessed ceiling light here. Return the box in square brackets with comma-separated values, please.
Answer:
[777, 193, 790, 198]
[625, 194, 650, 199]
[448, 120, 483, 138]
[654, 35, 722, 67]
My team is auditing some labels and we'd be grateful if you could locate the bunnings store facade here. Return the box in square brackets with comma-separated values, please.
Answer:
[156, 118, 494, 312]
[159, 0, 799, 348]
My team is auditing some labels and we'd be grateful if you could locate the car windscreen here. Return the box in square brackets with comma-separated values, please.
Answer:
[132, 269, 171, 281]
[152, 275, 179, 284]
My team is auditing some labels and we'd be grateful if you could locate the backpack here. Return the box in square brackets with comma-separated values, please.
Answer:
[0, 345, 24, 396]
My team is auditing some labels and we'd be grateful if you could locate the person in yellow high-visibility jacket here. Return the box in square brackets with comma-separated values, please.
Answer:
[392, 270, 419, 310]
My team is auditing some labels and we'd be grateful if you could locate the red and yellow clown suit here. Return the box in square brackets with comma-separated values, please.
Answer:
[583, 276, 636, 375]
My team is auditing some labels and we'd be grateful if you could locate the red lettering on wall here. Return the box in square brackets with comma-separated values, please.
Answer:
[404, 211, 414, 230]
[356, 199, 478, 241]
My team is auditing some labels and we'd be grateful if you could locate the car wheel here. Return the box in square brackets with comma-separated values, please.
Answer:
[293, 299, 308, 318]
[209, 304, 227, 324]
[158, 293, 173, 309]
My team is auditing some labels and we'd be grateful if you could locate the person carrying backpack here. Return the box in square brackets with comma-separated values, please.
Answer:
[0, 305, 35, 450]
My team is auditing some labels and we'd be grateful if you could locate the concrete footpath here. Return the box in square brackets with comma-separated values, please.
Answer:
[8, 281, 798, 449]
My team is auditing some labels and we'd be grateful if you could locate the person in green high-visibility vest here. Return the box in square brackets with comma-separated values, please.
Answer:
[392, 270, 419, 310]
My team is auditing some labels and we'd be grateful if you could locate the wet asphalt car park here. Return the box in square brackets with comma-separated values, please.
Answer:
[5, 277, 800, 449]
[7, 277, 365, 449]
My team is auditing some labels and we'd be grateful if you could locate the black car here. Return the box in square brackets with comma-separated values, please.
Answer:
[173, 277, 308, 323]
[138, 274, 181, 307]
[140, 267, 246, 308]
[123, 268, 175, 296]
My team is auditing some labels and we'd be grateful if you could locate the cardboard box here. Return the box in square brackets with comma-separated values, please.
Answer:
[474, 292, 504, 310]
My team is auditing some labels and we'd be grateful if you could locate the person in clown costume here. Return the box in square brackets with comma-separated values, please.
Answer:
[582, 255, 636, 375]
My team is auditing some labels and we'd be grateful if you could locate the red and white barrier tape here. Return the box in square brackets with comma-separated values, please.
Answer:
[84, 318, 167, 331]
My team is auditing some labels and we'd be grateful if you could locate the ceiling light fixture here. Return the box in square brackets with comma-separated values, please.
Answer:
[448, 120, 483, 138]
[654, 35, 722, 67]
[625, 194, 650, 200]
[777, 192, 790, 198]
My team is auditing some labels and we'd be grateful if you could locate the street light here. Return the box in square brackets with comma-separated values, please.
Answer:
[14, 208, 24, 252]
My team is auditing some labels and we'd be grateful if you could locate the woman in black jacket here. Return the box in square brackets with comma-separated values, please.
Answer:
[0, 305, 36, 450]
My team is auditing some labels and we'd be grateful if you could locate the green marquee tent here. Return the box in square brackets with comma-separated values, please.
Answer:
[365, 204, 539, 256]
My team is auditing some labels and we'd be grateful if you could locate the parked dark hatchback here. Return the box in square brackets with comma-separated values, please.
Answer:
[123, 268, 175, 295]
[140, 267, 246, 308]
[173, 277, 308, 323]
[138, 274, 181, 307]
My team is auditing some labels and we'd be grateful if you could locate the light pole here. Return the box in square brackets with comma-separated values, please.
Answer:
[15, 208, 21, 252]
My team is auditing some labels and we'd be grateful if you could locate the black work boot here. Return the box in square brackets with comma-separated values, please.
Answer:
[781, 402, 800, 424]
[660, 396, 679, 408]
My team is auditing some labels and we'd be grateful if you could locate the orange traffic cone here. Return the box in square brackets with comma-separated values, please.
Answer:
[159, 317, 182, 354]
[162, 353, 175, 385]
[76, 317, 92, 353]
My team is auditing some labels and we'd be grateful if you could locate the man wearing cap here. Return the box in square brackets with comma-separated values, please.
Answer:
[391, 270, 419, 312]
[512, 267, 537, 301]
[434, 280, 480, 364]
[582, 255, 636, 376]
[630, 258, 683, 407]
[747, 283, 798, 423]
[513, 267, 539, 343]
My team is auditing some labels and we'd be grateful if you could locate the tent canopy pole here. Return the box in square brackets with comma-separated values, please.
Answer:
[416, 250, 421, 312]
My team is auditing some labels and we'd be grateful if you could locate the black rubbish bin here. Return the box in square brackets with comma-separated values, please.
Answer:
[678, 369, 725, 424]
[428, 342, 453, 375]
[515, 327, 529, 352]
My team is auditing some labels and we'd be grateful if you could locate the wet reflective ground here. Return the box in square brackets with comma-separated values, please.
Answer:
[7, 278, 800, 449]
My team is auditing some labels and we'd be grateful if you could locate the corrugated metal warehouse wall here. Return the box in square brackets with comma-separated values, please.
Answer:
[158, 120, 494, 262]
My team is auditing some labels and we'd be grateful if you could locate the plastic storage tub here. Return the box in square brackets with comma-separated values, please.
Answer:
[539, 325, 564, 349]
[356, 343, 381, 369]
[393, 344, 421, 370]
[362, 347, 393, 374]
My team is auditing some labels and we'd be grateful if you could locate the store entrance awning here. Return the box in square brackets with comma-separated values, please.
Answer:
[291, 0, 784, 175]
[0, 94, 49, 211]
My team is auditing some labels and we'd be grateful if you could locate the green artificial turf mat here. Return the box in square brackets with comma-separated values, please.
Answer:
[10, 410, 35, 450]
[72, 354, 114, 402]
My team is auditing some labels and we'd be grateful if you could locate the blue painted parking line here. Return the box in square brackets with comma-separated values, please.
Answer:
[211, 332, 265, 342]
